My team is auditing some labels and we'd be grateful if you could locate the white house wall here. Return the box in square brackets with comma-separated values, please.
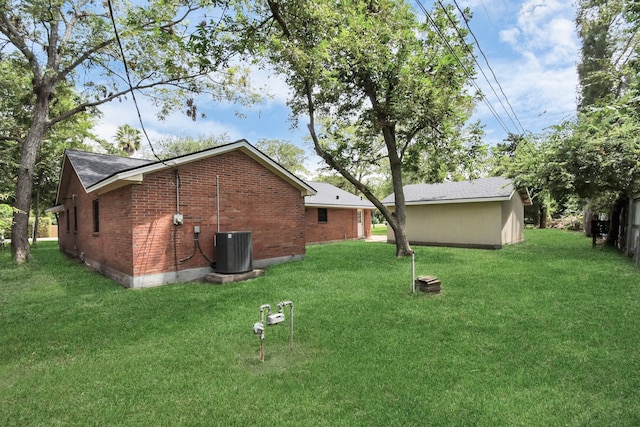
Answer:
[501, 193, 525, 245]
[389, 202, 504, 248]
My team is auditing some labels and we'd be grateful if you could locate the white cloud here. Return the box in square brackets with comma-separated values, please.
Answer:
[246, 64, 292, 106]
[468, 0, 579, 142]
[513, 0, 578, 63]
[92, 96, 245, 146]
[499, 27, 521, 45]
[473, 49, 577, 142]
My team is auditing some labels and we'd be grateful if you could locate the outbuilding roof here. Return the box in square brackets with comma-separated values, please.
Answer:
[54, 140, 316, 206]
[381, 177, 532, 206]
[304, 181, 374, 209]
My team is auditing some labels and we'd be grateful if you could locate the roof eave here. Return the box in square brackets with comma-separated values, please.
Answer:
[45, 204, 65, 213]
[305, 203, 374, 209]
[385, 196, 512, 207]
[85, 140, 317, 196]
[518, 188, 533, 206]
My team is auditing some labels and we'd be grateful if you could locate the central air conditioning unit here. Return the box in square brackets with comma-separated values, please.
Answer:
[215, 231, 252, 274]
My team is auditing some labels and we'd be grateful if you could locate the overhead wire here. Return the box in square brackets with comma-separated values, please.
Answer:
[414, 0, 514, 135]
[106, 0, 164, 163]
[433, 0, 523, 133]
[449, 0, 527, 134]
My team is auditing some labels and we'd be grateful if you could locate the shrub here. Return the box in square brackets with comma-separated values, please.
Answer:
[0, 220, 10, 238]
[28, 217, 51, 238]
[549, 215, 583, 231]
[1, 217, 52, 239]
[0, 204, 11, 217]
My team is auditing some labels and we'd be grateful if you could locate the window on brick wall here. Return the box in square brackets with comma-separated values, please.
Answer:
[318, 208, 328, 223]
[66, 209, 70, 232]
[73, 206, 78, 232]
[93, 200, 100, 233]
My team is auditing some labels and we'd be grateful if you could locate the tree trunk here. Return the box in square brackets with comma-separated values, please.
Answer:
[539, 204, 547, 229]
[584, 208, 593, 237]
[302, 78, 413, 257]
[606, 195, 628, 248]
[386, 150, 412, 257]
[11, 87, 51, 263]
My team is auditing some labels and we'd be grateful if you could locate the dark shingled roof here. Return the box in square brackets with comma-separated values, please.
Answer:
[304, 181, 374, 208]
[65, 150, 153, 189]
[382, 177, 519, 205]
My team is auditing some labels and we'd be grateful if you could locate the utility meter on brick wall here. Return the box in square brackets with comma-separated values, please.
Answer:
[173, 213, 183, 225]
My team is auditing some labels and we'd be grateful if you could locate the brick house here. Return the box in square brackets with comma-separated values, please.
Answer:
[304, 181, 374, 244]
[50, 140, 316, 288]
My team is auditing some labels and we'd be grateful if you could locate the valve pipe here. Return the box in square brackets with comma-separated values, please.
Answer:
[258, 304, 270, 362]
[278, 301, 294, 351]
[411, 252, 415, 295]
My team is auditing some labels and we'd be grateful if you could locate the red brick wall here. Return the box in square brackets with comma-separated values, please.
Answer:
[59, 150, 307, 282]
[305, 207, 372, 244]
[129, 151, 307, 276]
[58, 165, 137, 275]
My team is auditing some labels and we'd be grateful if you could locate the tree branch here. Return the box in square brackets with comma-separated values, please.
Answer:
[58, 38, 116, 82]
[48, 71, 211, 127]
[0, 11, 42, 80]
[266, 0, 291, 37]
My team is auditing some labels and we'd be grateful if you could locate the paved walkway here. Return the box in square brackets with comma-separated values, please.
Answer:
[365, 235, 387, 243]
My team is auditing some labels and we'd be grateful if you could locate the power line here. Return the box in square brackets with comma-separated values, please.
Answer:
[434, 0, 523, 133]
[106, 0, 164, 162]
[414, 0, 514, 135]
[432, 0, 526, 135]
[450, 0, 527, 134]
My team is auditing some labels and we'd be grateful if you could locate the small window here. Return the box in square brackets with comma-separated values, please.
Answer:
[318, 208, 328, 223]
[66, 209, 70, 232]
[93, 200, 100, 233]
[73, 206, 78, 232]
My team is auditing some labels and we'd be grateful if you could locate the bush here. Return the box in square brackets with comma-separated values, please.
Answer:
[29, 217, 51, 238]
[0, 204, 11, 217]
[0, 219, 10, 239]
[1, 217, 52, 239]
[549, 215, 583, 231]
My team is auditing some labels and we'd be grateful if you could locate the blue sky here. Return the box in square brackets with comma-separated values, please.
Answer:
[93, 0, 579, 174]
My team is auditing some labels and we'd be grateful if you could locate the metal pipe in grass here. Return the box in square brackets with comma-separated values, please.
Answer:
[254, 304, 270, 362]
[411, 252, 415, 295]
[278, 301, 294, 351]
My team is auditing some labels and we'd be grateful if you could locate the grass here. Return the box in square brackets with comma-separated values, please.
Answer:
[1, 230, 640, 426]
[371, 223, 387, 235]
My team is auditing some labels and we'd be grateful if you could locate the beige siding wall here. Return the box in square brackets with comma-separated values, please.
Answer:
[501, 194, 525, 244]
[388, 202, 503, 248]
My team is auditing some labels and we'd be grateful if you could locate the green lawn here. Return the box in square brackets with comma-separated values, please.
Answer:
[371, 223, 387, 235]
[1, 230, 640, 426]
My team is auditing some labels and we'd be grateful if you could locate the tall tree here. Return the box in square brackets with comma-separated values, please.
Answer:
[115, 124, 142, 156]
[202, 0, 478, 256]
[149, 133, 232, 159]
[576, 0, 625, 110]
[0, 54, 95, 237]
[489, 132, 553, 228]
[0, 0, 253, 263]
[569, 0, 639, 245]
[255, 138, 309, 177]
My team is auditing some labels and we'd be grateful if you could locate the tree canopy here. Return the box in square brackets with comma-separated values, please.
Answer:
[115, 124, 142, 157]
[255, 139, 309, 178]
[498, 0, 639, 243]
[198, 0, 479, 256]
[0, 0, 255, 262]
